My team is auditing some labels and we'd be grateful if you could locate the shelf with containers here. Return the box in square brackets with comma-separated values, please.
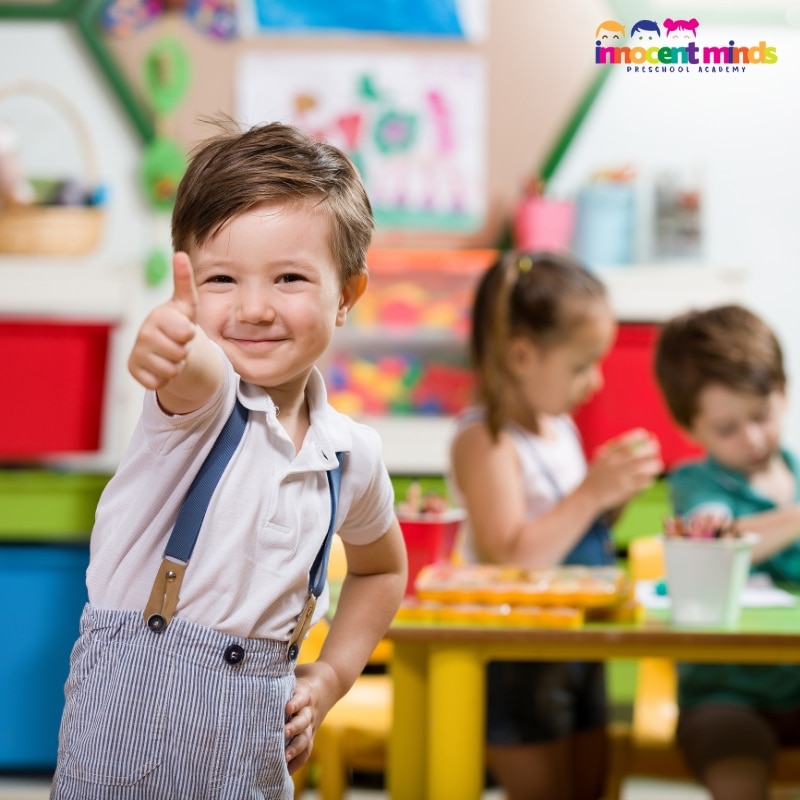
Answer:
[323, 248, 498, 475]
[0, 311, 119, 772]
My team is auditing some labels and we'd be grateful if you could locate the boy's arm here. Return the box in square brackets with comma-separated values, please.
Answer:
[670, 467, 800, 563]
[726, 506, 800, 563]
[319, 521, 406, 691]
[128, 252, 223, 414]
[283, 519, 407, 771]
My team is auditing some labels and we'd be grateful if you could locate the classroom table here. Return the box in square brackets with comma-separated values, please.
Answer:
[385, 602, 800, 800]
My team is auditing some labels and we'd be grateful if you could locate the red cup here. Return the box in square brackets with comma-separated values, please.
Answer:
[398, 510, 465, 596]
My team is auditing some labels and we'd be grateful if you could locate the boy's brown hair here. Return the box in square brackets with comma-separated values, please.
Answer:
[172, 119, 374, 284]
[654, 304, 786, 429]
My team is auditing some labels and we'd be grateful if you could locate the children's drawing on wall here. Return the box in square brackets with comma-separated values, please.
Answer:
[237, 51, 487, 233]
[239, 0, 486, 40]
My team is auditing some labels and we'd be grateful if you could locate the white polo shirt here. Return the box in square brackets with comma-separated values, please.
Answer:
[87, 358, 396, 640]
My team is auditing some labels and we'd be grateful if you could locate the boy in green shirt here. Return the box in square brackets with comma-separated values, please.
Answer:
[655, 304, 800, 800]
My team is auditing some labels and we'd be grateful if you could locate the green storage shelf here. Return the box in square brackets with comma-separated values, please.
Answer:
[0, 470, 111, 541]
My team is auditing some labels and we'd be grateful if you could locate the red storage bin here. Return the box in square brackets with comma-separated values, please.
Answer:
[572, 323, 702, 469]
[0, 319, 112, 458]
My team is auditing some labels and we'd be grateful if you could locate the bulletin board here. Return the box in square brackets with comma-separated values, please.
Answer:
[236, 50, 486, 234]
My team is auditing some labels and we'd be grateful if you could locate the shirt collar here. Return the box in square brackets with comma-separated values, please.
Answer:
[236, 367, 353, 473]
[302, 368, 353, 469]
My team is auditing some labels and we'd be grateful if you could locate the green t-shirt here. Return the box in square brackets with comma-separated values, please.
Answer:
[669, 449, 800, 710]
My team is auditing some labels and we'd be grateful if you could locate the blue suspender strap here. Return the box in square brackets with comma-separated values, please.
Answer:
[144, 399, 248, 632]
[287, 452, 344, 661]
[167, 400, 249, 563]
[309, 454, 343, 598]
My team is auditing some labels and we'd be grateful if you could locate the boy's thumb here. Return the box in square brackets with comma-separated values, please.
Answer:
[172, 252, 198, 321]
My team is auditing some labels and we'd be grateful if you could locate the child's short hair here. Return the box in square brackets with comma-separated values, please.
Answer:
[654, 304, 786, 428]
[172, 119, 374, 284]
[471, 250, 606, 437]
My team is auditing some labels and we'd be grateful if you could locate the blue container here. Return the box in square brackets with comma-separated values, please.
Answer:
[573, 183, 636, 268]
[0, 543, 88, 770]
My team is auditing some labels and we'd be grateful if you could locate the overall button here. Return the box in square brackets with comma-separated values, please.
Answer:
[224, 644, 245, 665]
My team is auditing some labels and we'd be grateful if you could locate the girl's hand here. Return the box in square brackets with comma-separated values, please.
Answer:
[284, 660, 340, 774]
[582, 428, 664, 511]
[127, 252, 198, 390]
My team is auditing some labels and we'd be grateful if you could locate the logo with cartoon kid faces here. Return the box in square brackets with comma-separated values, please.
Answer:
[594, 17, 777, 71]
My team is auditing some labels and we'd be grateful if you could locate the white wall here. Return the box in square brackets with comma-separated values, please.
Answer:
[548, 23, 800, 452]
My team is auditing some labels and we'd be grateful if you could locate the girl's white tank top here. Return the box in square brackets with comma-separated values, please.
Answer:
[448, 406, 588, 565]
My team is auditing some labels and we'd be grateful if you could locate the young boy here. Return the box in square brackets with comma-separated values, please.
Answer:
[655, 304, 800, 800]
[50, 121, 407, 800]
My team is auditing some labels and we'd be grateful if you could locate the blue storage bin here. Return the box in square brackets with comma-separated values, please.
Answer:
[0, 543, 89, 770]
[573, 182, 636, 268]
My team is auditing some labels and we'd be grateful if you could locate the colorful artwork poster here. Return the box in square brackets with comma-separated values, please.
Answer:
[237, 51, 486, 233]
[247, 0, 465, 38]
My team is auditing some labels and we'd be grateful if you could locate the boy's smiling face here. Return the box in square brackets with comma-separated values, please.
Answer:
[189, 199, 365, 396]
[688, 384, 786, 476]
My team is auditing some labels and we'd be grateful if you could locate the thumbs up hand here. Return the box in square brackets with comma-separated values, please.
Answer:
[128, 252, 200, 391]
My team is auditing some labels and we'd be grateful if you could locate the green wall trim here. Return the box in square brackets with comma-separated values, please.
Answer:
[0, 0, 82, 20]
[0, 0, 155, 143]
[76, 0, 155, 142]
[539, 66, 611, 183]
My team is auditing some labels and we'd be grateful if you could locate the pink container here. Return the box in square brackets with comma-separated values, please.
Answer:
[398, 510, 465, 597]
[513, 195, 576, 253]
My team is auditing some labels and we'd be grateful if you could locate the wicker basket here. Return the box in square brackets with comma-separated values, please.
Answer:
[0, 81, 104, 256]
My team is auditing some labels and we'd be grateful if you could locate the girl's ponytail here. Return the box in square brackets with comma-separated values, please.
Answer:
[482, 253, 520, 439]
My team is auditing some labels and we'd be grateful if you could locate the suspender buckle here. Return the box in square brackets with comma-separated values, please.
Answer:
[144, 558, 187, 633]
[287, 592, 317, 661]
